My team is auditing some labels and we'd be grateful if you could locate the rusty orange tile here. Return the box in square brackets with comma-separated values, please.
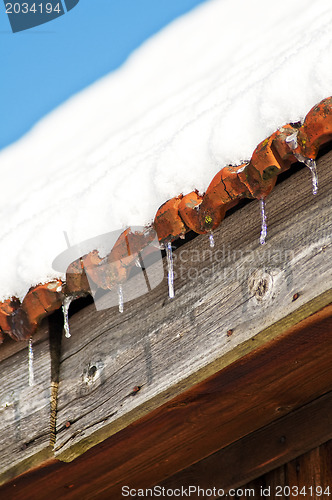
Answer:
[9, 308, 32, 341]
[221, 165, 252, 199]
[197, 173, 231, 231]
[178, 191, 204, 234]
[271, 124, 300, 163]
[108, 228, 132, 264]
[0, 298, 20, 336]
[82, 250, 104, 288]
[98, 227, 160, 290]
[128, 227, 157, 252]
[237, 161, 277, 199]
[65, 258, 91, 295]
[154, 196, 186, 243]
[103, 255, 133, 290]
[82, 249, 129, 290]
[21, 281, 63, 334]
[196, 164, 249, 231]
[108, 227, 156, 264]
[296, 96, 332, 159]
[240, 130, 296, 198]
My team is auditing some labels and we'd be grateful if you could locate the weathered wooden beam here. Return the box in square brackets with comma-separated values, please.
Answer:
[159, 390, 332, 495]
[0, 310, 63, 485]
[0, 322, 53, 485]
[0, 151, 331, 490]
[0, 305, 331, 499]
[54, 151, 332, 462]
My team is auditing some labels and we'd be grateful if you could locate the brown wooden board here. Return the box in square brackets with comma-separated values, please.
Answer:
[159, 390, 332, 495]
[287, 441, 332, 498]
[0, 305, 331, 499]
[237, 440, 332, 499]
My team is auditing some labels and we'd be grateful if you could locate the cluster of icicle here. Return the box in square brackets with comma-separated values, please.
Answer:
[163, 166, 317, 301]
[159, 93, 332, 299]
[0, 96, 331, 387]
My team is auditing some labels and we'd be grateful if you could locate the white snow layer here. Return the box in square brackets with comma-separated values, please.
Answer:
[1, 0, 332, 301]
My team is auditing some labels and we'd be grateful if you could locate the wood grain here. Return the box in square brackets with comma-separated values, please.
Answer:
[287, 441, 332, 498]
[55, 152, 332, 462]
[0, 305, 331, 499]
[239, 440, 332, 499]
[0, 325, 53, 485]
[0, 320, 49, 363]
[159, 390, 332, 495]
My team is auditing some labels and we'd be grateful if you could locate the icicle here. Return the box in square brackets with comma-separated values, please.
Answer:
[294, 153, 318, 195]
[62, 295, 74, 338]
[306, 159, 318, 195]
[166, 241, 175, 299]
[118, 284, 124, 313]
[209, 232, 215, 248]
[28, 337, 34, 387]
[285, 132, 318, 195]
[259, 198, 267, 245]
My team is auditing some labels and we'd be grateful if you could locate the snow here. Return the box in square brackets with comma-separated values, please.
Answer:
[1, 0, 332, 301]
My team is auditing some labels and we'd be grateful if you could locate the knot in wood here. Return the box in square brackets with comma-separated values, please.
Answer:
[248, 270, 273, 301]
[82, 360, 104, 386]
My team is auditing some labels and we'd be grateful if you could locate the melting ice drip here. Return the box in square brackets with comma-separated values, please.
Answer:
[285, 132, 318, 195]
[118, 283, 124, 313]
[62, 295, 74, 338]
[28, 337, 34, 387]
[209, 232, 215, 248]
[294, 153, 318, 196]
[166, 241, 175, 299]
[259, 198, 267, 245]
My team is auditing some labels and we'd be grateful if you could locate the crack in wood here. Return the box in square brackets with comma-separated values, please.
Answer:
[48, 310, 63, 448]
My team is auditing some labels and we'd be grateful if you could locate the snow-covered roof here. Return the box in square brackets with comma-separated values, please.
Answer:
[1, 0, 332, 302]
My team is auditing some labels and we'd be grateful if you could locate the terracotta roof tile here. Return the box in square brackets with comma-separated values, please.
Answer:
[1, 96, 331, 342]
[154, 196, 186, 243]
[65, 258, 90, 295]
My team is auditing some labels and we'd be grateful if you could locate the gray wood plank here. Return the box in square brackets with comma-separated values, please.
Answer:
[54, 151, 332, 462]
[0, 326, 53, 485]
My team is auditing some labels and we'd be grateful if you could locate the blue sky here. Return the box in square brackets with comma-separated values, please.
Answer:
[0, 0, 207, 150]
